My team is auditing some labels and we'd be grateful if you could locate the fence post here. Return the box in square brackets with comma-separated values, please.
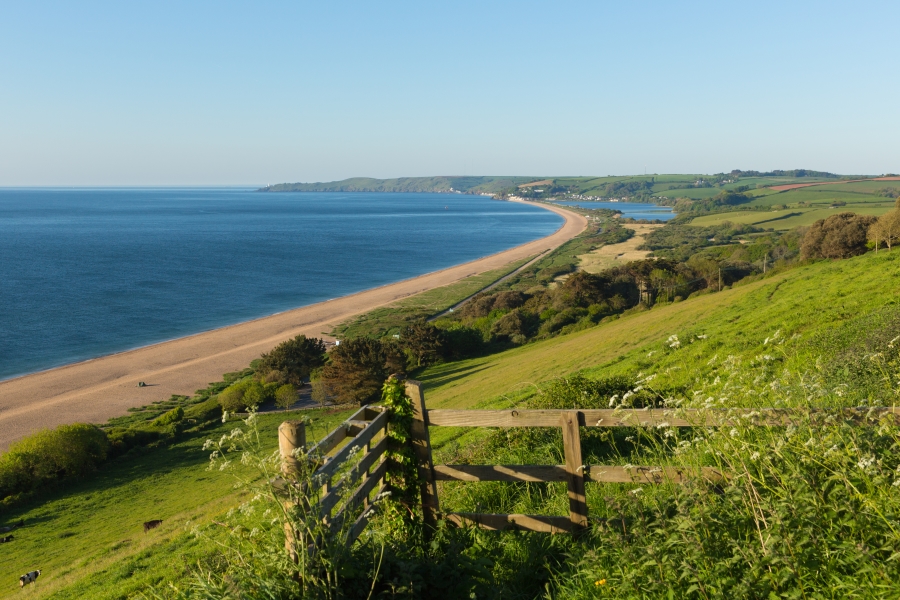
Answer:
[561, 411, 588, 531]
[405, 380, 440, 530]
[279, 420, 306, 563]
[279, 420, 306, 477]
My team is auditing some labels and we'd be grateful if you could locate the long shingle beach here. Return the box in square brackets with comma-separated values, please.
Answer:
[0, 200, 586, 450]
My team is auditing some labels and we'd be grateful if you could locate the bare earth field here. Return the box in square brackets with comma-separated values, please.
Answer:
[577, 223, 662, 273]
[769, 176, 900, 191]
[0, 201, 586, 450]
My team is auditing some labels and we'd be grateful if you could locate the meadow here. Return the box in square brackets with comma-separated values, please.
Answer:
[4, 243, 900, 597]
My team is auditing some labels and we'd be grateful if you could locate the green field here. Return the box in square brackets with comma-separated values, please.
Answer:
[6, 240, 900, 597]
[0, 409, 351, 600]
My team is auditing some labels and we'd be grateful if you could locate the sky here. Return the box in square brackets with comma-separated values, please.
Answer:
[1, 1, 897, 185]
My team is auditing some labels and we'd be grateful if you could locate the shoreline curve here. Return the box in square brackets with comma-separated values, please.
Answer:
[0, 199, 588, 450]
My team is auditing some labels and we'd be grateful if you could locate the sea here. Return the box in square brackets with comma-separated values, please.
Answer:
[551, 200, 675, 221]
[0, 189, 561, 381]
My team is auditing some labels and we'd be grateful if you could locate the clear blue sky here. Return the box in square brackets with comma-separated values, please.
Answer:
[1, 1, 897, 185]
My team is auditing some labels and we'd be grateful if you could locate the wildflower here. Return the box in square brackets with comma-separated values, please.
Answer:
[595, 579, 607, 586]
[630, 487, 643, 496]
[608, 395, 619, 407]
[729, 428, 739, 438]
[667, 334, 681, 349]
[222, 410, 229, 423]
[696, 334, 708, 340]
[892, 480, 900, 487]
[858, 456, 876, 471]
[750, 452, 761, 461]
[889, 335, 900, 349]
[647, 351, 656, 357]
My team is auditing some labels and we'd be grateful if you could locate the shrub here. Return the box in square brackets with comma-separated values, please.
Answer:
[217, 380, 276, 413]
[400, 321, 448, 367]
[152, 406, 184, 427]
[801, 212, 877, 259]
[319, 337, 393, 405]
[274, 384, 297, 410]
[0, 424, 109, 504]
[257, 335, 327, 385]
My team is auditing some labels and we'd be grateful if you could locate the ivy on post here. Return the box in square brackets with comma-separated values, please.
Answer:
[379, 377, 422, 529]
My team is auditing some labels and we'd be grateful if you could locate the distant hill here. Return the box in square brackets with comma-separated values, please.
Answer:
[259, 176, 541, 194]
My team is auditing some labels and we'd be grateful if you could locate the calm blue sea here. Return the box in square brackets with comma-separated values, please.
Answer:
[552, 200, 675, 221]
[0, 189, 561, 381]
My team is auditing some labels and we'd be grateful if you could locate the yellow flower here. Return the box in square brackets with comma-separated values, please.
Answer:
[595, 579, 607, 586]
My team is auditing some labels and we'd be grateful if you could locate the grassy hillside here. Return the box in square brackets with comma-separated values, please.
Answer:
[419, 247, 900, 410]
[687, 180, 896, 230]
[0, 409, 350, 600]
[6, 248, 900, 598]
[258, 176, 539, 194]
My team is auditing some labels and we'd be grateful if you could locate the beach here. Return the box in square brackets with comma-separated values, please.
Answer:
[0, 200, 586, 450]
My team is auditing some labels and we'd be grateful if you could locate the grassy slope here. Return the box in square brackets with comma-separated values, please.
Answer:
[0, 409, 350, 600]
[419, 249, 900, 413]
[332, 255, 535, 338]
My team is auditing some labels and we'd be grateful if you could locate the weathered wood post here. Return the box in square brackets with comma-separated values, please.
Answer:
[561, 411, 588, 531]
[279, 420, 306, 563]
[405, 380, 440, 531]
[279, 420, 306, 477]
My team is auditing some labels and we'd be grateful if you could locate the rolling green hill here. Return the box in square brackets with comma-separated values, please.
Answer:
[258, 176, 540, 194]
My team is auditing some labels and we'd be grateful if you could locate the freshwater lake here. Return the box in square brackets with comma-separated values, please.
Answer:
[0, 189, 561, 380]
[551, 200, 675, 221]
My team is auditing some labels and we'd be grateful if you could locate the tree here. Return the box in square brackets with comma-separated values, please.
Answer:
[257, 335, 327, 385]
[274, 384, 297, 410]
[801, 212, 877, 260]
[318, 338, 391, 406]
[869, 209, 900, 252]
[400, 321, 448, 367]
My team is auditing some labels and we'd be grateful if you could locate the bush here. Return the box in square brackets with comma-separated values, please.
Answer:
[0, 424, 109, 504]
[801, 212, 877, 259]
[152, 406, 184, 427]
[257, 335, 327, 385]
[217, 380, 276, 412]
[319, 337, 394, 405]
[274, 384, 297, 410]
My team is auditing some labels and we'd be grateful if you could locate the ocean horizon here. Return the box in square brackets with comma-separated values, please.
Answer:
[0, 188, 561, 381]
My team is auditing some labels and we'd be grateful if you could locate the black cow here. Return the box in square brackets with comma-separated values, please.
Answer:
[19, 570, 40, 587]
[143, 520, 163, 533]
[0, 535, 13, 543]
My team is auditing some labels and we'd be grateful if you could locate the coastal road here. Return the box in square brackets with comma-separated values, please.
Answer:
[0, 200, 587, 450]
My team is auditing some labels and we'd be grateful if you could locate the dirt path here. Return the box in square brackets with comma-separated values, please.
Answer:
[576, 223, 662, 273]
[0, 200, 587, 450]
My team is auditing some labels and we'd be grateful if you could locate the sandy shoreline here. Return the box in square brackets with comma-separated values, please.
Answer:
[0, 200, 587, 450]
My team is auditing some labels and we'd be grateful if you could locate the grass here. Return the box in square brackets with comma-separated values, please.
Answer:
[689, 204, 893, 230]
[331, 256, 535, 338]
[417, 249, 900, 411]
[8, 246, 900, 598]
[0, 409, 351, 600]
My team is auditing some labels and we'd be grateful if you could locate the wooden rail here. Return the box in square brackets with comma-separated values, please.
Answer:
[279, 382, 899, 547]
[279, 404, 391, 553]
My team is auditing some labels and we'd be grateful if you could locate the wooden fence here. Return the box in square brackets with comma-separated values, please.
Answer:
[280, 381, 900, 542]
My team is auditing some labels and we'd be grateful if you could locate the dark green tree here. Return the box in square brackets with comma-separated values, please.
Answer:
[400, 321, 448, 367]
[319, 338, 391, 406]
[257, 335, 327, 385]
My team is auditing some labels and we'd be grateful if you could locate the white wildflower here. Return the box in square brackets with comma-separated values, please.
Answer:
[750, 452, 761, 461]
[647, 351, 656, 357]
[630, 487, 643, 496]
[729, 428, 739, 438]
[667, 335, 681, 349]
[696, 334, 708, 340]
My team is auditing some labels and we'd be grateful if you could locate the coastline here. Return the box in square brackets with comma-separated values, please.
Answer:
[0, 200, 587, 450]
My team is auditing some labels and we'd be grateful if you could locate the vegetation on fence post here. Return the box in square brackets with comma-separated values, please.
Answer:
[378, 376, 422, 539]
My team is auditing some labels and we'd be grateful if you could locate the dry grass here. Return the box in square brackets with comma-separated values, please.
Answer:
[576, 223, 662, 273]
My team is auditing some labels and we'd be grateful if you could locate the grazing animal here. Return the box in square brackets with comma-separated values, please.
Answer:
[0, 520, 24, 533]
[0, 535, 13, 543]
[143, 520, 163, 533]
[19, 570, 40, 587]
